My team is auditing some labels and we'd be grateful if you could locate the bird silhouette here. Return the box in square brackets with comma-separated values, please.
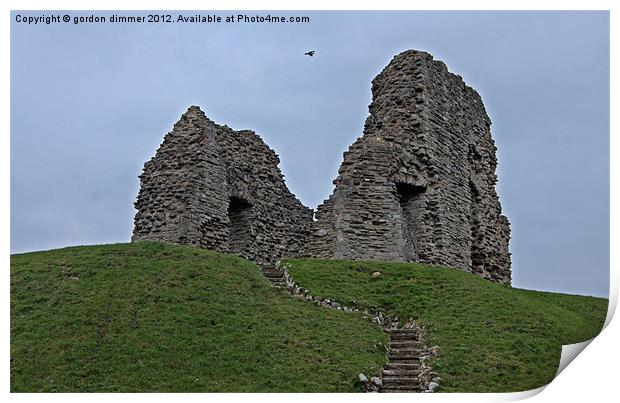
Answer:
[304, 50, 315, 57]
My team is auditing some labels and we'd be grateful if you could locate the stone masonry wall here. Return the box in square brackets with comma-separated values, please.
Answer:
[132, 49, 511, 283]
[306, 50, 511, 283]
[132, 106, 313, 268]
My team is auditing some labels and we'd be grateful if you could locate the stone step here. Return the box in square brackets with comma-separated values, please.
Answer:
[389, 341, 422, 349]
[385, 363, 420, 371]
[263, 273, 284, 278]
[270, 281, 287, 287]
[389, 333, 420, 341]
[387, 363, 422, 369]
[380, 385, 421, 392]
[388, 351, 422, 360]
[389, 348, 424, 355]
[382, 369, 419, 377]
[388, 338, 420, 344]
[387, 329, 420, 335]
[389, 337, 420, 344]
[269, 281, 287, 287]
[388, 359, 422, 365]
[388, 348, 424, 356]
[382, 377, 419, 386]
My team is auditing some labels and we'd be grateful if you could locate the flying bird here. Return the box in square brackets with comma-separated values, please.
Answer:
[304, 50, 315, 57]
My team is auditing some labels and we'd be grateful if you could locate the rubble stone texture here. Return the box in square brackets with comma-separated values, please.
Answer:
[131, 106, 313, 268]
[132, 49, 511, 283]
[306, 50, 511, 283]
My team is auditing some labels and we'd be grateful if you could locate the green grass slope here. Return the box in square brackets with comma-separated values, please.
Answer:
[285, 259, 608, 392]
[11, 243, 387, 392]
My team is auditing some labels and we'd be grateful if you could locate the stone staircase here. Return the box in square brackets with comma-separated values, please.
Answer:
[262, 262, 439, 393]
[261, 266, 288, 289]
[381, 329, 422, 392]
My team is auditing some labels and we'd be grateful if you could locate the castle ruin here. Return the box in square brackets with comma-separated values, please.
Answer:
[131, 107, 313, 268]
[132, 50, 511, 283]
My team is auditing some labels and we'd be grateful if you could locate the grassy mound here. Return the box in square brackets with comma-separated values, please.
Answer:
[10, 243, 387, 392]
[284, 258, 607, 392]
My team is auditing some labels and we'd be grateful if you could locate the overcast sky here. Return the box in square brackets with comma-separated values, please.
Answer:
[10, 11, 609, 297]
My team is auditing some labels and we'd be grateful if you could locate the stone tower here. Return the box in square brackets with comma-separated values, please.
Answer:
[132, 106, 313, 268]
[306, 50, 511, 283]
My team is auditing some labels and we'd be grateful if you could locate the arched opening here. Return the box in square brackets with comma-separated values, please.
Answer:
[395, 182, 426, 260]
[227, 197, 253, 255]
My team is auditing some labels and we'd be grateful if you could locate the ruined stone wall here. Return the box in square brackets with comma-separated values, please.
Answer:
[132, 106, 313, 268]
[306, 50, 511, 283]
[132, 49, 511, 283]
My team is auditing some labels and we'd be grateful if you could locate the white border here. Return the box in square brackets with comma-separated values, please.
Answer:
[3, 1, 617, 402]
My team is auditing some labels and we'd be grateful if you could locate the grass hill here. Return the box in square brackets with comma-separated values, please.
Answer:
[284, 258, 608, 392]
[10, 242, 386, 392]
[11, 242, 607, 392]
